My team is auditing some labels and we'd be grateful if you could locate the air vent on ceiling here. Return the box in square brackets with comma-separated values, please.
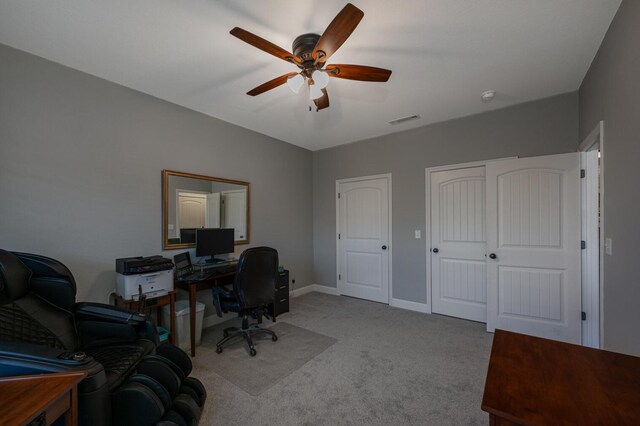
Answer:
[388, 114, 421, 125]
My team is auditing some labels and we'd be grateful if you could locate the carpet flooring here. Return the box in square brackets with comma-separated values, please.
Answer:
[191, 292, 494, 425]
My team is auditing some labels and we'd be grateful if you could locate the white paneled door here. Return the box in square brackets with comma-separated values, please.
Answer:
[486, 153, 581, 343]
[431, 167, 487, 322]
[222, 189, 247, 240]
[337, 176, 391, 304]
[177, 192, 206, 229]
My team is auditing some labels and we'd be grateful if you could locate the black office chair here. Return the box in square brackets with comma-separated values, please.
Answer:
[0, 249, 206, 426]
[211, 247, 279, 357]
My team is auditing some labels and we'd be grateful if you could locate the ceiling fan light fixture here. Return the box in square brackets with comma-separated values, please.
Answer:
[287, 73, 305, 94]
[309, 83, 324, 100]
[311, 70, 330, 89]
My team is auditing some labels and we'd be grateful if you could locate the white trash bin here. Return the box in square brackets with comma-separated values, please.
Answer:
[163, 300, 205, 351]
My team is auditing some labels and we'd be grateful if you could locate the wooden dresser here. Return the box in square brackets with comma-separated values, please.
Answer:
[0, 371, 86, 426]
[482, 329, 640, 425]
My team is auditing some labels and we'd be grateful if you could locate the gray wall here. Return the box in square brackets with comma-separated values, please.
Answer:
[579, 0, 640, 355]
[313, 92, 579, 303]
[0, 44, 313, 307]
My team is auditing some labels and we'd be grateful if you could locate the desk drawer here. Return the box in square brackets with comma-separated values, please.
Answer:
[275, 284, 289, 299]
[274, 298, 289, 316]
[273, 270, 289, 317]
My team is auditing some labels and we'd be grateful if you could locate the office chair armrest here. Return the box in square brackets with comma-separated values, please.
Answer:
[212, 286, 237, 318]
[0, 341, 101, 376]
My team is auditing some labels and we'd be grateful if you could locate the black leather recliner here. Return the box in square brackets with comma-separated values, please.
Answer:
[0, 249, 206, 426]
[212, 247, 279, 357]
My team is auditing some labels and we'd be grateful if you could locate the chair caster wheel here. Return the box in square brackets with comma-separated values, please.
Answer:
[216, 346, 223, 354]
[249, 348, 256, 357]
[272, 335, 278, 342]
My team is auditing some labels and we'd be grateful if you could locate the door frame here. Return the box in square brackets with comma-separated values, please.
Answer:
[578, 121, 604, 348]
[336, 173, 393, 303]
[424, 158, 517, 314]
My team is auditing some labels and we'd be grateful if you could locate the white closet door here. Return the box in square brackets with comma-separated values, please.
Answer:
[221, 189, 247, 240]
[431, 167, 487, 322]
[486, 153, 581, 344]
[338, 176, 391, 303]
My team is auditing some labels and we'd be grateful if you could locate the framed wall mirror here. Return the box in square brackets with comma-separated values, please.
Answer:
[162, 170, 250, 249]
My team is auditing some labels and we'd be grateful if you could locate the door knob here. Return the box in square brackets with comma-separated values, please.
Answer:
[382, 245, 387, 250]
[489, 253, 497, 259]
[432, 248, 439, 253]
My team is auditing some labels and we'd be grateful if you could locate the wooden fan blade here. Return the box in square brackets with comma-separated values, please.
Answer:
[230, 27, 301, 64]
[314, 88, 330, 111]
[312, 3, 364, 64]
[247, 72, 299, 96]
[325, 64, 392, 82]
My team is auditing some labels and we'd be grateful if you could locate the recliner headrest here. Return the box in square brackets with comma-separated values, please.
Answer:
[0, 249, 32, 302]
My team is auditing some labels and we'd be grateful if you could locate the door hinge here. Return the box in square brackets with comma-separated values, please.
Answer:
[338, 274, 341, 280]
[581, 240, 586, 250]
[338, 233, 341, 239]
[580, 169, 586, 178]
[338, 193, 341, 199]
[582, 311, 587, 321]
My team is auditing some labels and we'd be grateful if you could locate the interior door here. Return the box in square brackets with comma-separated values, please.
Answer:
[177, 192, 206, 229]
[486, 153, 581, 343]
[338, 176, 391, 303]
[431, 167, 487, 322]
[221, 189, 247, 240]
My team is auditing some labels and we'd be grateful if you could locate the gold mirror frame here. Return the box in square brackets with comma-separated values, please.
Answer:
[162, 169, 250, 250]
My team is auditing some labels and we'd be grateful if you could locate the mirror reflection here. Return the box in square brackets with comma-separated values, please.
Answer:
[162, 170, 250, 249]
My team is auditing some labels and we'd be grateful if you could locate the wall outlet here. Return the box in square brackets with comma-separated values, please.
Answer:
[415, 230, 421, 239]
[605, 238, 613, 255]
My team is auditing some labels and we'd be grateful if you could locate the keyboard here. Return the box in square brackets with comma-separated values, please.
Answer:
[179, 272, 209, 281]
[212, 265, 236, 274]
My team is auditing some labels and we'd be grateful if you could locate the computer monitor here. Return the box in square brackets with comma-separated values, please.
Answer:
[195, 228, 235, 263]
[180, 228, 197, 244]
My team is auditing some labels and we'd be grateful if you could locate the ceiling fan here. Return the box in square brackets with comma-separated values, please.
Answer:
[230, 3, 392, 111]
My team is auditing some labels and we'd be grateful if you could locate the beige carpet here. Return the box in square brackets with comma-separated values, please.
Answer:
[192, 292, 493, 425]
[198, 320, 337, 396]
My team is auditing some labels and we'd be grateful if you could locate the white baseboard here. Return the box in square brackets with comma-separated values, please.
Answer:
[389, 297, 430, 313]
[203, 290, 429, 327]
[291, 283, 339, 297]
[202, 284, 339, 328]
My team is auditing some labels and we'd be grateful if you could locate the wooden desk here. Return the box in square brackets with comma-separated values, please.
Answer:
[174, 270, 235, 357]
[0, 371, 86, 426]
[482, 329, 640, 425]
[114, 290, 176, 345]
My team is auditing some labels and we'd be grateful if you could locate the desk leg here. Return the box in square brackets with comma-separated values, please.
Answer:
[189, 285, 196, 357]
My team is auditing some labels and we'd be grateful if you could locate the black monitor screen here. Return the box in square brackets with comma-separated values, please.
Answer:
[195, 228, 234, 258]
[180, 228, 197, 244]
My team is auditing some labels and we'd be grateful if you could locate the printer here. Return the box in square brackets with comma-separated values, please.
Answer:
[116, 255, 174, 300]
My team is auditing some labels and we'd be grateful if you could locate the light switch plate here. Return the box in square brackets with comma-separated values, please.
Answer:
[415, 230, 421, 239]
[605, 238, 612, 255]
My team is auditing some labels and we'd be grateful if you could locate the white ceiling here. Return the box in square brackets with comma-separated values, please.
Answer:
[0, 0, 620, 151]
